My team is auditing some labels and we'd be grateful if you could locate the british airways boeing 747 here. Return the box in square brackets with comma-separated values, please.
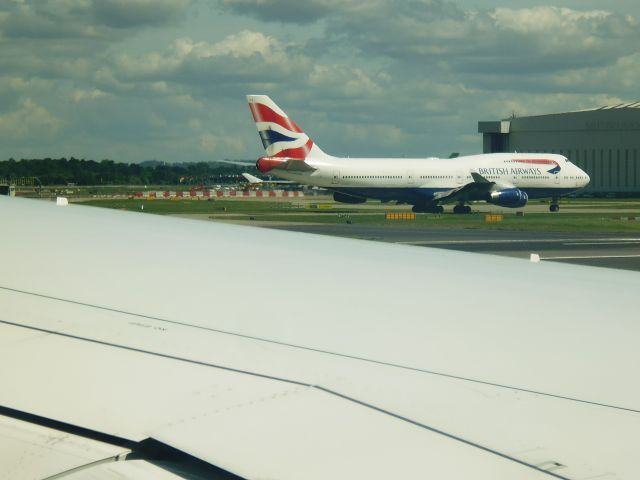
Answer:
[248, 95, 590, 213]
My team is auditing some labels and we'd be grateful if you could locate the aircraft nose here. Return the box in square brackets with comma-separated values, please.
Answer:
[580, 169, 590, 187]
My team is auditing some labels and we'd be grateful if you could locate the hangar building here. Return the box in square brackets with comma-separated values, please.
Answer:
[478, 102, 640, 195]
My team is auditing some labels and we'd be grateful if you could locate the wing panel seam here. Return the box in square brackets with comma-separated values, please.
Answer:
[1, 318, 569, 479]
[1, 285, 638, 415]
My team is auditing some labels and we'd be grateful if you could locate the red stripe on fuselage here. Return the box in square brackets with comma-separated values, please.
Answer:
[249, 103, 303, 133]
[513, 159, 558, 165]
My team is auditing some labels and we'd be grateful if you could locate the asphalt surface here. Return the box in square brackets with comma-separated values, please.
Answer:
[268, 224, 640, 272]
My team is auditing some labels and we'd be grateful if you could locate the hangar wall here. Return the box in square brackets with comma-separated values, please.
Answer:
[478, 103, 640, 194]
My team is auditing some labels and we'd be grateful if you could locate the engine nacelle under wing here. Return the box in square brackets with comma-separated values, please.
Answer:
[487, 188, 528, 208]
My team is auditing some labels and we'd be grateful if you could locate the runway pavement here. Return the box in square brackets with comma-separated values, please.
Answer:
[268, 224, 640, 272]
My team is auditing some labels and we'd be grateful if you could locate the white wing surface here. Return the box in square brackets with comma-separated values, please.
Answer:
[1, 197, 639, 479]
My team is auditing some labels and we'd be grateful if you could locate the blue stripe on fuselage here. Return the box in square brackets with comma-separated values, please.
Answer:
[330, 186, 581, 204]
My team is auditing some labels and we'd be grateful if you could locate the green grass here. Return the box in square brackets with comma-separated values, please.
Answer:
[562, 203, 640, 210]
[80, 198, 370, 214]
[78, 198, 640, 233]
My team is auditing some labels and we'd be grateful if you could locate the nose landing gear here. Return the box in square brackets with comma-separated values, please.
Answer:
[550, 197, 560, 212]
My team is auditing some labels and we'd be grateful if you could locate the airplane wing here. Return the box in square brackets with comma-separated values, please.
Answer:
[1, 197, 640, 479]
[432, 171, 500, 204]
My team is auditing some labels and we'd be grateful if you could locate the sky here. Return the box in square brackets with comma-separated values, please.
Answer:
[1, 0, 639, 162]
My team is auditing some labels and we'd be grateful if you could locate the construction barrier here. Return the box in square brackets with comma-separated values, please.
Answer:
[485, 214, 504, 222]
[385, 212, 416, 220]
[136, 190, 304, 199]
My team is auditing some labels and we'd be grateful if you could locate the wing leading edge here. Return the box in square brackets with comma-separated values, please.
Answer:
[432, 171, 498, 204]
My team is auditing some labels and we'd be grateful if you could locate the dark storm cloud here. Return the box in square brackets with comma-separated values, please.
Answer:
[219, 0, 337, 24]
[0, 0, 191, 39]
[93, 0, 192, 29]
[0, 1, 102, 39]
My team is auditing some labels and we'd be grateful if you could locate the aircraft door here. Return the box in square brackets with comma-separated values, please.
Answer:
[332, 170, 340, 185]
[406, 170, 414, 185]
[456, 171, 464, 184]
[555, 174, 560, 184]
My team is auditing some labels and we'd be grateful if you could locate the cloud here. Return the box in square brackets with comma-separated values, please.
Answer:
[324, 4, 640, 76]
[219, 2, 640, 76]
[72, 88, 108, 102]
[93, 0, 192, 29]
[198, 132, 245, 153]
[109, 31, 312, 97]
[0, 98, 62, 140]
[0, 2, 90, 40]
[2, 0, 639, 162]
[176, 30, 285, 59]
[219, 0, 340, 24]
[0, 0, 192, 94]
[308, 64, 386, 98]
[0, 76, 51, 106]
[0, 0, 191, 39]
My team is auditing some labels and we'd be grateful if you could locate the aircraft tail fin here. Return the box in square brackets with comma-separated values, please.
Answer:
[247, 95, 327, 161]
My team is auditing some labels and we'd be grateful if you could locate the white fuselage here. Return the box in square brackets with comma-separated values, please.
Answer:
[272, 152, 590, 205]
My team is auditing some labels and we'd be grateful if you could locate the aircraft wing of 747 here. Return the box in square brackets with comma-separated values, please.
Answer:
[248, 95, 590, 213]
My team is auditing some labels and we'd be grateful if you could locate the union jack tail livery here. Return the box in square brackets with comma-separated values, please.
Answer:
[247, 95, 327, 169]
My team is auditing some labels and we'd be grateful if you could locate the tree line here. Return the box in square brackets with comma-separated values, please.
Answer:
[0, 158, 253, 185]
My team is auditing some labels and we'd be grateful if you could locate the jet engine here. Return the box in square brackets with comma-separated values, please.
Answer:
[333, 192, 366, 204]
[487, 188, 528, 208]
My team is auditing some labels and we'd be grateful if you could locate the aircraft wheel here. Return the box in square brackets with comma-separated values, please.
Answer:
[453, 205, 463, 214]
[550, 204, 560, 212]
[464, 205, 471, 214]
[413, 204, 444, 214]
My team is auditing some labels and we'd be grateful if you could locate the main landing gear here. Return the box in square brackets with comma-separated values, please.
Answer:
[453, 204, 471, 214]
[550, 197, 560, 212]
[412, 204, 443, 214]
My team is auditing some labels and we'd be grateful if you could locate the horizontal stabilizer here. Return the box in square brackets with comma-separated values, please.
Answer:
[242, 173, 263, 184]
[276, 159, 317, 172]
